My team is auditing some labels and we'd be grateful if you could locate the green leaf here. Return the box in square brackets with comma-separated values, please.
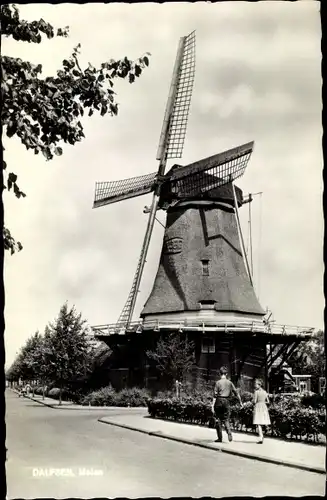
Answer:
[6, 122, 17, 138]
[135, 65, 142, 77]
[54, 147, 63, 156]
[100, 103, 108, 116]
[143, 56, 149, 67]
[8, 172, 18, 184]
[42, 147, 52, 160]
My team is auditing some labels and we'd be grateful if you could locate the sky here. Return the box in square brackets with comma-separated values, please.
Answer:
[3, 2, 323, 367]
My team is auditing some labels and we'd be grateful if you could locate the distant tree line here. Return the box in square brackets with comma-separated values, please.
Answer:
[6, 302, 97, 404]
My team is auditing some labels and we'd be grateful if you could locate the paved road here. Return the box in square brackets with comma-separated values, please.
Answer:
[6, 390, 325, 498]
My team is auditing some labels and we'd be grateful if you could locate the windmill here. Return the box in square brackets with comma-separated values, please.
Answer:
[93, 30, 260, 330]
[92, 31, 315, 390]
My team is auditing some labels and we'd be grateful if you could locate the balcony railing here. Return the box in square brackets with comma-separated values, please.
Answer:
[91, 318, 315, 338]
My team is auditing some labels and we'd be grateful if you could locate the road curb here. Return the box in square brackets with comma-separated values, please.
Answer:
[14, 391, 147, 412]
[19, 393, 57, 409]
[98, 418, 326, 476]
[25, 395, 96, 410]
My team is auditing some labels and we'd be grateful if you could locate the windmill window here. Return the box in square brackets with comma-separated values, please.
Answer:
[201, 336, 215, 354]
[201, 259, 209, 276]
[200, 300, 215, 310]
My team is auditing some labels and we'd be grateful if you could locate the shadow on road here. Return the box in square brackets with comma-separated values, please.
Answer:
[24, 403, 53, 407]
[196, 438, 256, 445]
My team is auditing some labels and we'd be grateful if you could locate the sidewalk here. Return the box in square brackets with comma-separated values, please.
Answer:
[99, 413, 326, 475]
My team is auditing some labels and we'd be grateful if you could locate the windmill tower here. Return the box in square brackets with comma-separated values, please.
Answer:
[92, 31, 315, 391]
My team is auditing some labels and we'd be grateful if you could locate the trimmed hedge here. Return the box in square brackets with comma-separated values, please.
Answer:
[48, 388, 61, 398]
[32, 385, 86, 403]
[80, 386, 150, 407]
[31, 384, 150, 406]
[147, 396, 326, 443]
[301, 393, 326, 409]
[34, 386, 47, 396]
[33, 386, 74, 401]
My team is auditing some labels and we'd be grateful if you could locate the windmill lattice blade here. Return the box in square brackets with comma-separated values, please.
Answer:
[157, 31, 196, 161]
[93, 172, 157, 208]
[169, 142, 254, 197]
[115, 266, 141, 329]
[116, 232, 148, 329]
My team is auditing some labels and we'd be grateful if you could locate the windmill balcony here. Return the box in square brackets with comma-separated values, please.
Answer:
[92, 318, 315, 339]
[142, 310, 266, 329]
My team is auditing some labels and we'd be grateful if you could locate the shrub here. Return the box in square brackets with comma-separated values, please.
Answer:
[161, 380, 253, 406]
[269, 393, 302, 408]
[147, 396, 326, 443]
[231, 390, 253, 405]
[230, 401, 254, 432]
[47, 387, 72, 401]
[48, 388, 61, 398]
[80, 386, 118, 406]
[147, 397, 212, 426]
[182, 387, 212, 403]
[317, 411, 326, 436]
[156, 390, 175, 399]
[67, 389, 85, 404]
[33, 386, 49, 396]
[80, 386, 150, 407]
[301, 392, 326, 409]
[115, 387, 150, 407]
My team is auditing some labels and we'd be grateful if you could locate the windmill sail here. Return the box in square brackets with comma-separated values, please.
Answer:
[118, 31, 196, 327]
[168, 142, 254, 198]
[93, 172, 157, 208]
[157, 30, 196, 162]
[115, 234, 148, 329]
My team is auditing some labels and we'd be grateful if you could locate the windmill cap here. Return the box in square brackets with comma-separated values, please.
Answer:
[160, 171, 243, 208]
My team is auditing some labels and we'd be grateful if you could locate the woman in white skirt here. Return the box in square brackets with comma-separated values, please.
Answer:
[253, 379, 270, 444]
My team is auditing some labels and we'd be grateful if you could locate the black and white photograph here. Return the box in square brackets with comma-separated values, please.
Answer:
[3, 1, 324, 498]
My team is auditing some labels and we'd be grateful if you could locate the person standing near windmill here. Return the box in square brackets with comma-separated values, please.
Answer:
[212, 366, 243, 443]
[252, 378, 270, 444]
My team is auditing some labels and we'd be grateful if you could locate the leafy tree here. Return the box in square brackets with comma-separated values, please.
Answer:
[28, 326, 53, 398]
[19, 331, 43, 383]
[6, 357, 22, 385]
[288, 330, 325, 387]
[1, 4, 150, 253]
[43, 302, 96, 404]
[6, 330, 44, 394]
[146, 333, 195, 390]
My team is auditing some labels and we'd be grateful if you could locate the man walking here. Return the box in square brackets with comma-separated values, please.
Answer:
[212, 366, 242, 442]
